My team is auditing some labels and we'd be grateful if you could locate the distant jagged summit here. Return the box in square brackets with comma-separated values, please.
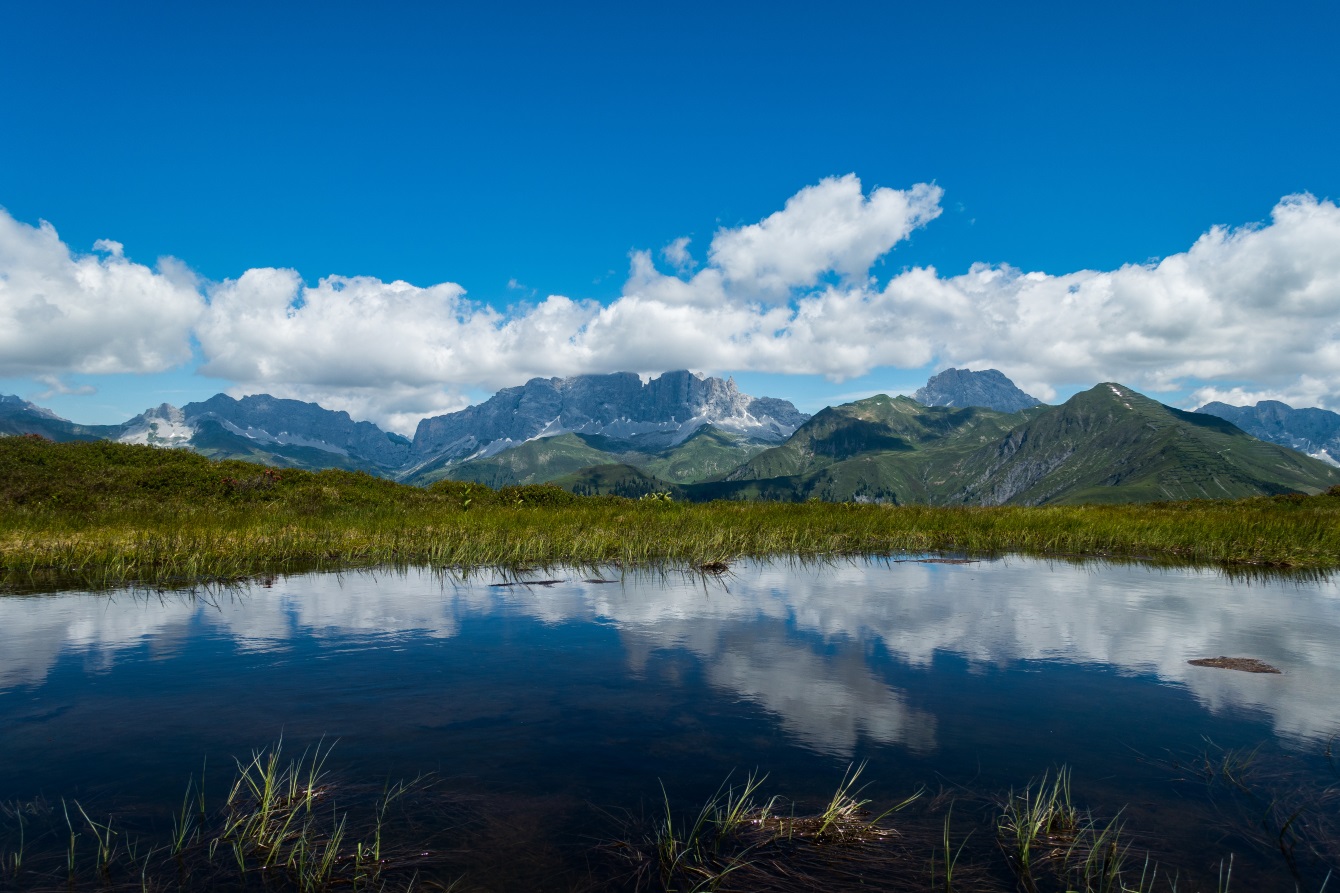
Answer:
[914, 368, 1042, 413]
[408, 370, 809, 468]
[1196, 400, 1340, 466]
[0, 394, 64, 421]
[114, 395, 412, 469]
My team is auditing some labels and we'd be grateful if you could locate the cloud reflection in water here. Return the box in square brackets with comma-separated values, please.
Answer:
[1, 559, 1337, 755]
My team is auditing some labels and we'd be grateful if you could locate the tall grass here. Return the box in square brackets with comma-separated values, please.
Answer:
[4, 439, 1340, 589]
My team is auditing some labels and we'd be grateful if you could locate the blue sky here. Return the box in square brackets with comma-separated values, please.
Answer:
[3, 0, 1339, 432]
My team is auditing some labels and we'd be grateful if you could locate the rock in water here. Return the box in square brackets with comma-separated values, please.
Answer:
[1187, 656, 1281, 673]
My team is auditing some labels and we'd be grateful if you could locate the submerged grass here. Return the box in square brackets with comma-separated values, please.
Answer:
[3, 438, 1340, 589]
[4, 750, 1337, 892]
[609, 762, 1336, 893]
[1144, 738, 1340, 889]
[615, 765, 925, 893]
[993, 768, 1160, 893]
[0, 741, 451, 892]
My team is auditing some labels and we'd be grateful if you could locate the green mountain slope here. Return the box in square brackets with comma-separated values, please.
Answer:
[642, 426, 771, 482]
[681, 385, 1340, 505]
[949, 383, 1340, 505]
[550, 463, 685, 498]
[13, 382, 1332, 507]
[411, 425, 770, 487]
[419, 433, 618, 487]
[0, 400, 124, 443]
[700, 395, 1039, 501]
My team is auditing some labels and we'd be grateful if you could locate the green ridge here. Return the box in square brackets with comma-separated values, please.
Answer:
[418, 425, 769, 487]
[950, 383, 1340, 505]
[674, 385, 1339, 505]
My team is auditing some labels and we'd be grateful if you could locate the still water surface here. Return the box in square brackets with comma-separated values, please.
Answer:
[1, 558, 1337, 889]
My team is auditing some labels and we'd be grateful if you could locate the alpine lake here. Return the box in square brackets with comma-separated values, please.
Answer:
[1, 558, 1337, 892]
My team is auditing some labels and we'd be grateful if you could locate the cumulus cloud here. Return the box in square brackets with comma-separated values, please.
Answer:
[661, 236, 694, 272]
[184, 176, 943, 427]
[9, 178, 1340, 429]
[0, 209, 203, 377]
[879, 193, 1340, 404]
[707, 175, 943, 296]
[609, 188, 1340, 409]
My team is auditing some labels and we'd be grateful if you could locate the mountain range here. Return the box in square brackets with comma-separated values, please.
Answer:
[403, 370, 807, 484]
[3, 370, 1338, 505]
[0, 371, 808, 485]
[1195, 400, 1340, 466]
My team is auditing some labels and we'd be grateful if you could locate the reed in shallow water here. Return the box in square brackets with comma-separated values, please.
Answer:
[4, 747, 1338, 892]
[4, 438, 1340, 589]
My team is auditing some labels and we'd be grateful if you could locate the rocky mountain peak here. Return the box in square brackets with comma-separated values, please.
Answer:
[914, 368, 1042, 413]
[408, 370, 809, 467]
[0, 394, 64, 421]
[118, 404, 193, 448]
[1196, 400, 1340, 466]
[173, 393, 413, 468]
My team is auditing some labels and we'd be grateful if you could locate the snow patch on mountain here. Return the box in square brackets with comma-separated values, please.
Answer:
[117, 404, 194, 448]
[212, 419, 352, 456]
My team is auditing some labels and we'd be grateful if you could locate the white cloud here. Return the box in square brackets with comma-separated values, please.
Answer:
[1188, 378, 1336, 410]
[0, 209, 203, 377]
[661, 236, 694, 272]
[10, 181, 1340, 429]
[875, 193, 1340, 406]
[34, 374, 96, 399]
[564, 188, 1340, 408]
[708, 175, 943, 297]
[189, 176, 942, 427]
[193, 269, 620, 431]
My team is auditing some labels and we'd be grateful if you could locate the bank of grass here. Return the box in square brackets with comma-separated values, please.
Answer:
[3, 437, 1340, 589]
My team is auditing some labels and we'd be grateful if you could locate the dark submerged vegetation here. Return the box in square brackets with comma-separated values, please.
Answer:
[4, 437, 1340, 589]
[0, 740, 466, 892]
[3, 742, 1335, 892]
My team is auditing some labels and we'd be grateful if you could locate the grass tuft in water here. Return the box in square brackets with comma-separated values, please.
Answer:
[932, 803, 971, 893]
[617, 764, 928, 892]
[998, 766, 1082, 889]
[0, 741, 449, 892]
[3, 750, 1336, 891]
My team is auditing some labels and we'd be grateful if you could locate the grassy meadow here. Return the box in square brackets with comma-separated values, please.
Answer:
[3, 435, 1340, 589]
